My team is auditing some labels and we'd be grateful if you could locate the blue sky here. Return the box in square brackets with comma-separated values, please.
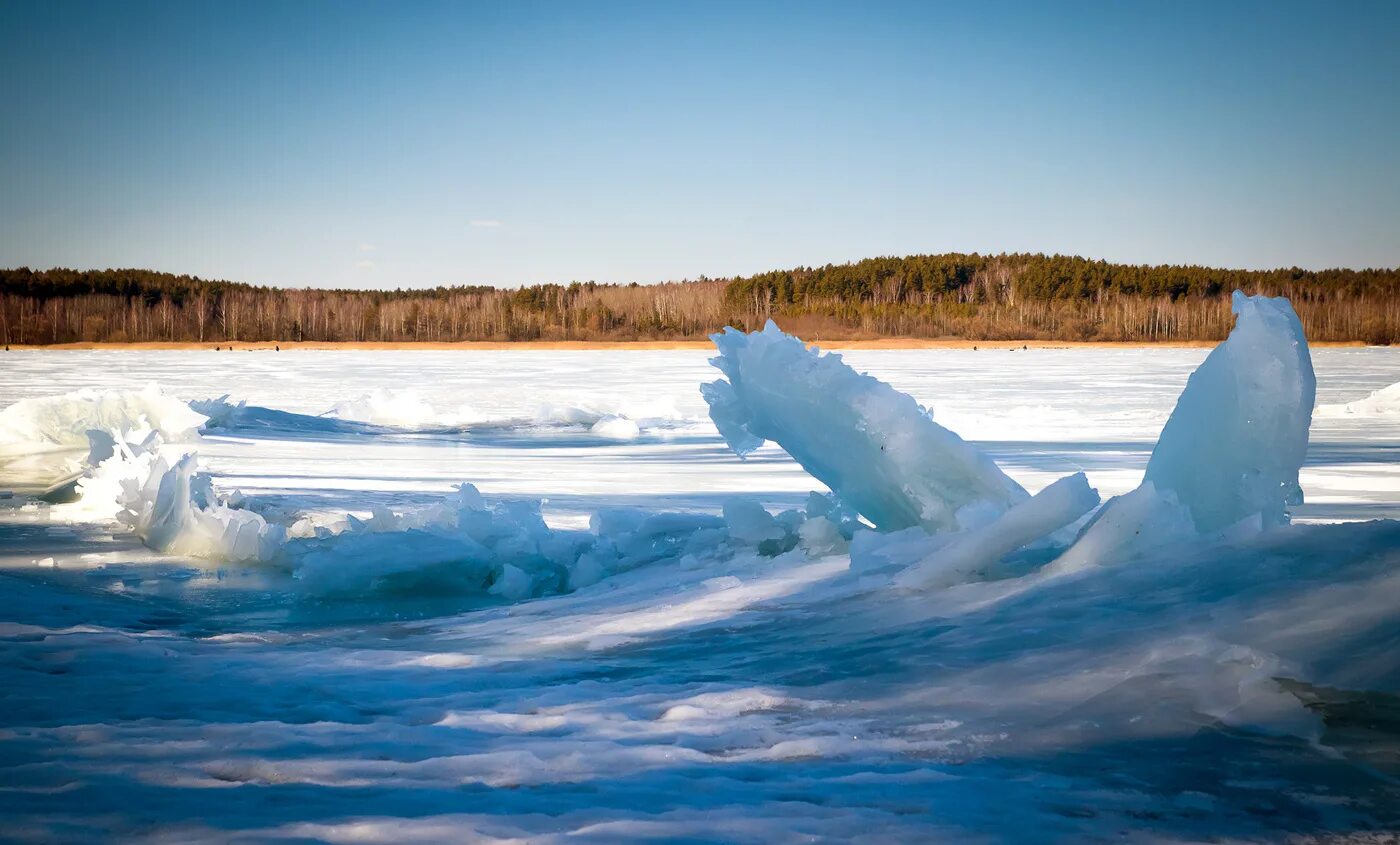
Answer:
[1, 0, 1397, 288]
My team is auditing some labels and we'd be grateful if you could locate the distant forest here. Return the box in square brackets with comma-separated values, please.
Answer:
[2, 254, 1397, 345]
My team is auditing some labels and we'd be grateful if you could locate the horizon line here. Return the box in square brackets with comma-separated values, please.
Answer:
[5, 250, 1400, 294]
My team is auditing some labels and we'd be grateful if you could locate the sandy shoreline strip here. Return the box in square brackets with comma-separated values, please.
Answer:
[0, 338, 1373, 352]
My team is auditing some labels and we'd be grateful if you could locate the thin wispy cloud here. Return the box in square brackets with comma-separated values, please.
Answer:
[469, 219, 503, 228]
[355, 259, 377, 269]
[357, 243, 376, 252]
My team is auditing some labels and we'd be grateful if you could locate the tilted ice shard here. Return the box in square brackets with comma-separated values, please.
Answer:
[1143, 291, 1315, 533]
[893, 471, 1100, 588]
[703, 321, 1028, 532]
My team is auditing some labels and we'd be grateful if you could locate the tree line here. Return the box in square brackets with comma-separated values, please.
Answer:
[1, 254, 1396, 345]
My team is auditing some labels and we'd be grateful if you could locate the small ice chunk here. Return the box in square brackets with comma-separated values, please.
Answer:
[454, 482, 487, 512]
[703, 575, 743, 591]
[636, 512, 725, 537]
[804, 491, 859, 539]
[704, 321, 1027, 532]
[489, 563, 532, 600]
[722, 498, 784, 545]
[589, 415, 641, 439]
[591, 508, 648, 537]
[850, 525, 950, 574]
[568, 553, 607, 590]
[798, 516, 847, 557]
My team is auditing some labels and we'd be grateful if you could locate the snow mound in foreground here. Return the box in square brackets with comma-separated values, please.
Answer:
[703, 320, 1027, 532]
[0, 385, 206, 453]
[1317, 381, 1400, 418]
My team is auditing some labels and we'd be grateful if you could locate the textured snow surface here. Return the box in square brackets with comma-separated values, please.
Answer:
[1, 338, 1399, 843]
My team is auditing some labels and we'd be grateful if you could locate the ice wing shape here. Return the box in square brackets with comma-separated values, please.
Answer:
[704, 320, 1028, 532]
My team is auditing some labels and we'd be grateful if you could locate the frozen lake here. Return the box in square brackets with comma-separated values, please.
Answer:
[1, 345, 1398, 843]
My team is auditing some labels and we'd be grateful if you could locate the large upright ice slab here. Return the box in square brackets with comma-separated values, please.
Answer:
[703, 321, 1027, 532]
[1053, 291, 1316, 573]
[1144, 291, 1315, 533]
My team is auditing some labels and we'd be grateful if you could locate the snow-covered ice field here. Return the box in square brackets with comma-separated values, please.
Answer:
[1, 335, 1398, 843]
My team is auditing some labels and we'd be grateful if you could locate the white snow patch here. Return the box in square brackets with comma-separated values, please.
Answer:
[1317, 380, 1400, 418]
[0, 385, 205, 453]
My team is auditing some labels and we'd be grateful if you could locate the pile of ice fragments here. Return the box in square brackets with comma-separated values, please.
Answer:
[0, 384, 206, 454]
[704, 290, 1315, 586]
[20, 289, 1316, 600]
[50, 425, 858, 599]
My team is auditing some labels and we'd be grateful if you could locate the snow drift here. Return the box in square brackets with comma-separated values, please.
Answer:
[196, 391, 690, 440]
[0, 385, 206, 453]
[326, 388, 480, 428]
[1317, 380, 1400, 418]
